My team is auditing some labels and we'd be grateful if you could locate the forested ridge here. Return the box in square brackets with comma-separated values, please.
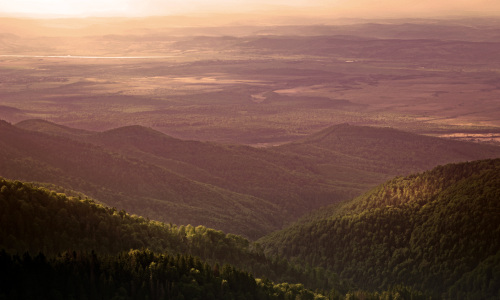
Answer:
[0, 177, 348, 294]
[3, 119, 499, 239]
[0, 177, 427, 299]
[1, 249, 429, 300]
[259, 159, 500, 299]
[3, 159, 499, 298]
[276, 123, 500, 176]
[0, 249, 329, 300]
[0, 120, 284, 239]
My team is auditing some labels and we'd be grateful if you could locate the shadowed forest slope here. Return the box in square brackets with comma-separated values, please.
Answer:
[0, 176, 432, 299]
[0, 177, 347, 294]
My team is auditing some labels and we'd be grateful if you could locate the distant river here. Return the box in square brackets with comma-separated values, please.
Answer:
[0, 55, 177, 59]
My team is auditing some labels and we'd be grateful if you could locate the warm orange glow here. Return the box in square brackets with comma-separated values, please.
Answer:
[1, 0, 499, 18]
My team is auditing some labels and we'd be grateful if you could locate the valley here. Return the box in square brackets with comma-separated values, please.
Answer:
[1, 15, 500, 299]
[1, 19, 500, 145]
[1, 159, 499, 298]
[1, 119, 499, 239]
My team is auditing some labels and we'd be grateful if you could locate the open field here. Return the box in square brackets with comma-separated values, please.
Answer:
[1, 18, 500, 145]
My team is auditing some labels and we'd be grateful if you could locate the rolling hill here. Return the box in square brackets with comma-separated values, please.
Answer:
[0, 120, 282, 238]
[0, 178, 336, 299]
[239, 35, 500, 61]
[2, 159, 498, 298]
[0, 176, 431, 299]
[0, 177, 280, 278]
[3, 119, 500, 239]
[275, 123, 500, 176]
[259, 159, 500, 298]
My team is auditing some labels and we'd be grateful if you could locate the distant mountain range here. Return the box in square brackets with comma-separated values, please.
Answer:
[1, 119, 499, 238]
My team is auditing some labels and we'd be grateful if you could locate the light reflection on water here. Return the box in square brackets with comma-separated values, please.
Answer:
[0, 55, 177, 59]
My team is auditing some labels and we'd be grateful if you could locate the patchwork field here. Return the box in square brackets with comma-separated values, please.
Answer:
[1, 18, 500, 145]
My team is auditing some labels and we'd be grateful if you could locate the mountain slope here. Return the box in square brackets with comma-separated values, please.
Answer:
[17, 119, 500, 196]
[0, 177, 346, 294]
[7, 120, 500, 239]
[259, 159, 500, 298]
[0, 176, 262, 261]
[17, 119, 348, 211]
[276, 123, 500, 183]
[16, 118, 93, 138]
[0, 177, 331, 299]
[89, 124, 342, 212]
[0, 177, 424, 299]
[0, 120, 281, 238]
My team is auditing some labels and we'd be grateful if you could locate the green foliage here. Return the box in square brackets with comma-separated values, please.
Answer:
[260, 159, 500, 298]
[0, 249, 427, 300]
[447, 251, 500, 300]
[0, 249, 328, 300]
[0, 177, 344, 293]
[2, 119, 500, 298]
[0, 177, 441, 299]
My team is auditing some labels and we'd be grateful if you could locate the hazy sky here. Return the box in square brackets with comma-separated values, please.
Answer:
[1, 0, 499, 18]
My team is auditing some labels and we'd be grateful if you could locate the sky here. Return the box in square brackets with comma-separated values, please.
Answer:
[0, 0, 499, 18]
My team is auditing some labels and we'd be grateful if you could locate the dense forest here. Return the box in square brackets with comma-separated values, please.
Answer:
[0, 177, 428, 299]
[1, 249, 431, 300]
[0, 177, 342, 292]
[259, 159, 500, 299]
[0, 249, 328, 300]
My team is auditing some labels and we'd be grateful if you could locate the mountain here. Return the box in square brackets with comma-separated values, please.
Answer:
[5, 119, 500, 239]
[259, 159, 500, 298]
[1, 249, 282, 300]
[7, 119, 354, 238]
[0, 177, 322, 299]
[0, 177, 428, 299]
[0, 177, 348, 295]
[276, 123, 500, 175]
[1, 120, 282, 239]
[2, 160, 497, 299]
[0, 176, 269, 271]
[86, 124, 341, 212]
[237, 34, 500, 61]
[15, 118, 93, 138]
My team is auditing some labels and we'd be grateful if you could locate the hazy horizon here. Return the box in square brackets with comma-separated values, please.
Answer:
[1, 0, 500, 20]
